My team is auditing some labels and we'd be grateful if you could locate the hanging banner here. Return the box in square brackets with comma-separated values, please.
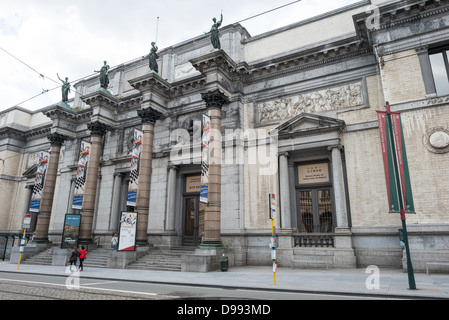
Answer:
[377, 111, 415, 214]
[127, 129, 143, 207]
[72, 141, 91, 209]
[200, 114, 210, 204]
[391, 112, 415, 214]
[118, 211, 137, 251]
[61, 214, 81, 249]
[29, 151, 50, 212]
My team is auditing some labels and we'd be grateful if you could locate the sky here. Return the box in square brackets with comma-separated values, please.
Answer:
[0, 0, 361, 112]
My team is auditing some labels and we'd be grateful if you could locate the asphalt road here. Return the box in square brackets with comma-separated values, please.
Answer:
[0, 271, 398, 301]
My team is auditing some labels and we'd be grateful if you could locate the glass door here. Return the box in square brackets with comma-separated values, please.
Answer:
[298, 188, 334, 233]
[182, 196, 205, 246]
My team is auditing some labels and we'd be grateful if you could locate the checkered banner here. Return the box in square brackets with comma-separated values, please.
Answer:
[29, 151, 50, 212]
[127, 129, 143, 207]
[72, 141, 91, 210]
[200, 114, 210, 204]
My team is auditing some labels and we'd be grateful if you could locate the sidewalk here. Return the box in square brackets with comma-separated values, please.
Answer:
[1, 261, 448, 299]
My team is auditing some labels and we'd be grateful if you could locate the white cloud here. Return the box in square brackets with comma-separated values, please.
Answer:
[0, 0, 360, 112]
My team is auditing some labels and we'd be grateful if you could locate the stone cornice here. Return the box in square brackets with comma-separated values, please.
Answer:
[243, 38, 371, 83]
[128, 71, 171, 97]
[0, 124, 52, 139]
[81, 88, 119, 108]
[354, 0, 449, 36]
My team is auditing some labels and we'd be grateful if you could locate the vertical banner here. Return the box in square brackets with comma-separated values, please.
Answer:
[29, 151, 50, 212]
[391, 113, 415, 214]
[118, 211, 137, 251]
[200, 114, 210, 204]
[377, 111, 415, 214]
[72, 141, 91, 209]
[61, 214, 81, 249]
[127, 129, 143, 207]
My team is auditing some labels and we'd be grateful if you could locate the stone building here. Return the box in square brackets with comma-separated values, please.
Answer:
[1, 0, 449, 272]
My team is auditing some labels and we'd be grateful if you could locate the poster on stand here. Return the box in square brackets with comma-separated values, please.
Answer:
[29, 151, 50, 212]
[118, 212, 137, 251]
[127, 129, 143, 207]
[72, 141, 91, 209]
[61, 214, 81, 249]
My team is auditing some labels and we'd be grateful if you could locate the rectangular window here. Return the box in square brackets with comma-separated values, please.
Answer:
[429, 49, 449, 96]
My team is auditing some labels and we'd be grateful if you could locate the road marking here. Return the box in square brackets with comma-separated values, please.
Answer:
[82, 280, 118, 286]
[0, 277, 158, 296]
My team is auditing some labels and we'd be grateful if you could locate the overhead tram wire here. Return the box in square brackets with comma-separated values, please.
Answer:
[234, 0, 303, 24]
[3, 0, 304, 108]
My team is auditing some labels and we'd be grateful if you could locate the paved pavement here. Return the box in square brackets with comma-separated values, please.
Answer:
[0, 261, 448, 299]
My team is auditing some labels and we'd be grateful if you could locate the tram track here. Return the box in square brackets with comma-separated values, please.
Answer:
[0, 278, 160, 300]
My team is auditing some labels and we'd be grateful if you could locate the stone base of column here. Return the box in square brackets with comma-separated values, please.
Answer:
[182, 244, 228, 273]
[333, 227, 357, 268]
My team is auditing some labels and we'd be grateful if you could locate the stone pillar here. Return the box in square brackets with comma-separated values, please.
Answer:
[110, 173, 124, 231]
[200, 89, 229, 247]
[79, 121, 108, 242]
[135, 107, 162, 245]
[279, 152, 292, 229]
[166, 165, 178, 231]
[328, 144, 355, 268]
[34, 133, 67, 242]
[328, 145, 348, 229]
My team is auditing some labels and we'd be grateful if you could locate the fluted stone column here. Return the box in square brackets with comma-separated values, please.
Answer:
[200, 89, 229, 247]
[279, 152, 292, 229]
[34, 133, 68, 242]
[79, 121, 108, 242]
[166, 165, 178, 231]
[110, 173, 124, 231]
[328, 145, 348, 229]
[135, 107, 162, 245]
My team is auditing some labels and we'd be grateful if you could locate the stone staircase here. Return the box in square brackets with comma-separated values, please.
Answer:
[127, 247, 195, 272]
[82, 247, 111, 268]
[21, 246, 112, 268]
[20, 246, 196, 272]
[22, 246, 54, 265]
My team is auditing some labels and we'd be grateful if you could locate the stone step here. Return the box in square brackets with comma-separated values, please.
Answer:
[22, 247, 54, 265]
[125, 247, 194, 272]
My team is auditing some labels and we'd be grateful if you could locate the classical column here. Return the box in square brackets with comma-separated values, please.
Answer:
[328, 145, 349, 228]
[166, 165, 178, 231]
[34, 133, 68, 242]
[135, 107, 162, 245]
[279, 152, 292, 229]
[200, 89, 229, 247]
[109, 173, 124, 231]
[79, 121, 108, 242]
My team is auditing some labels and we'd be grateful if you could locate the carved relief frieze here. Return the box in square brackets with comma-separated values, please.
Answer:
[256, 82, 364, 124]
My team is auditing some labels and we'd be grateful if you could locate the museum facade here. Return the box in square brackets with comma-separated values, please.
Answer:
[1, 0, 449, 271]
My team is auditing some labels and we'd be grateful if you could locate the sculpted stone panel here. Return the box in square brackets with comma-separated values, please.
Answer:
[257, 82, 363, 124]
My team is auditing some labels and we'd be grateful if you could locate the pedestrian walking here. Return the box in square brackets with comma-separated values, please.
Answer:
[78, 246, 87, 271]
[68, 247, 79, 270]
[111, 233, 119, 251]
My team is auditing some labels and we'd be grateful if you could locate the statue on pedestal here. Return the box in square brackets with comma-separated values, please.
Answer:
[57, 73, 71, 102]
[94, 61, 110, 89]
[143, 42, 159, 73]
[209, 11, 223, 50]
